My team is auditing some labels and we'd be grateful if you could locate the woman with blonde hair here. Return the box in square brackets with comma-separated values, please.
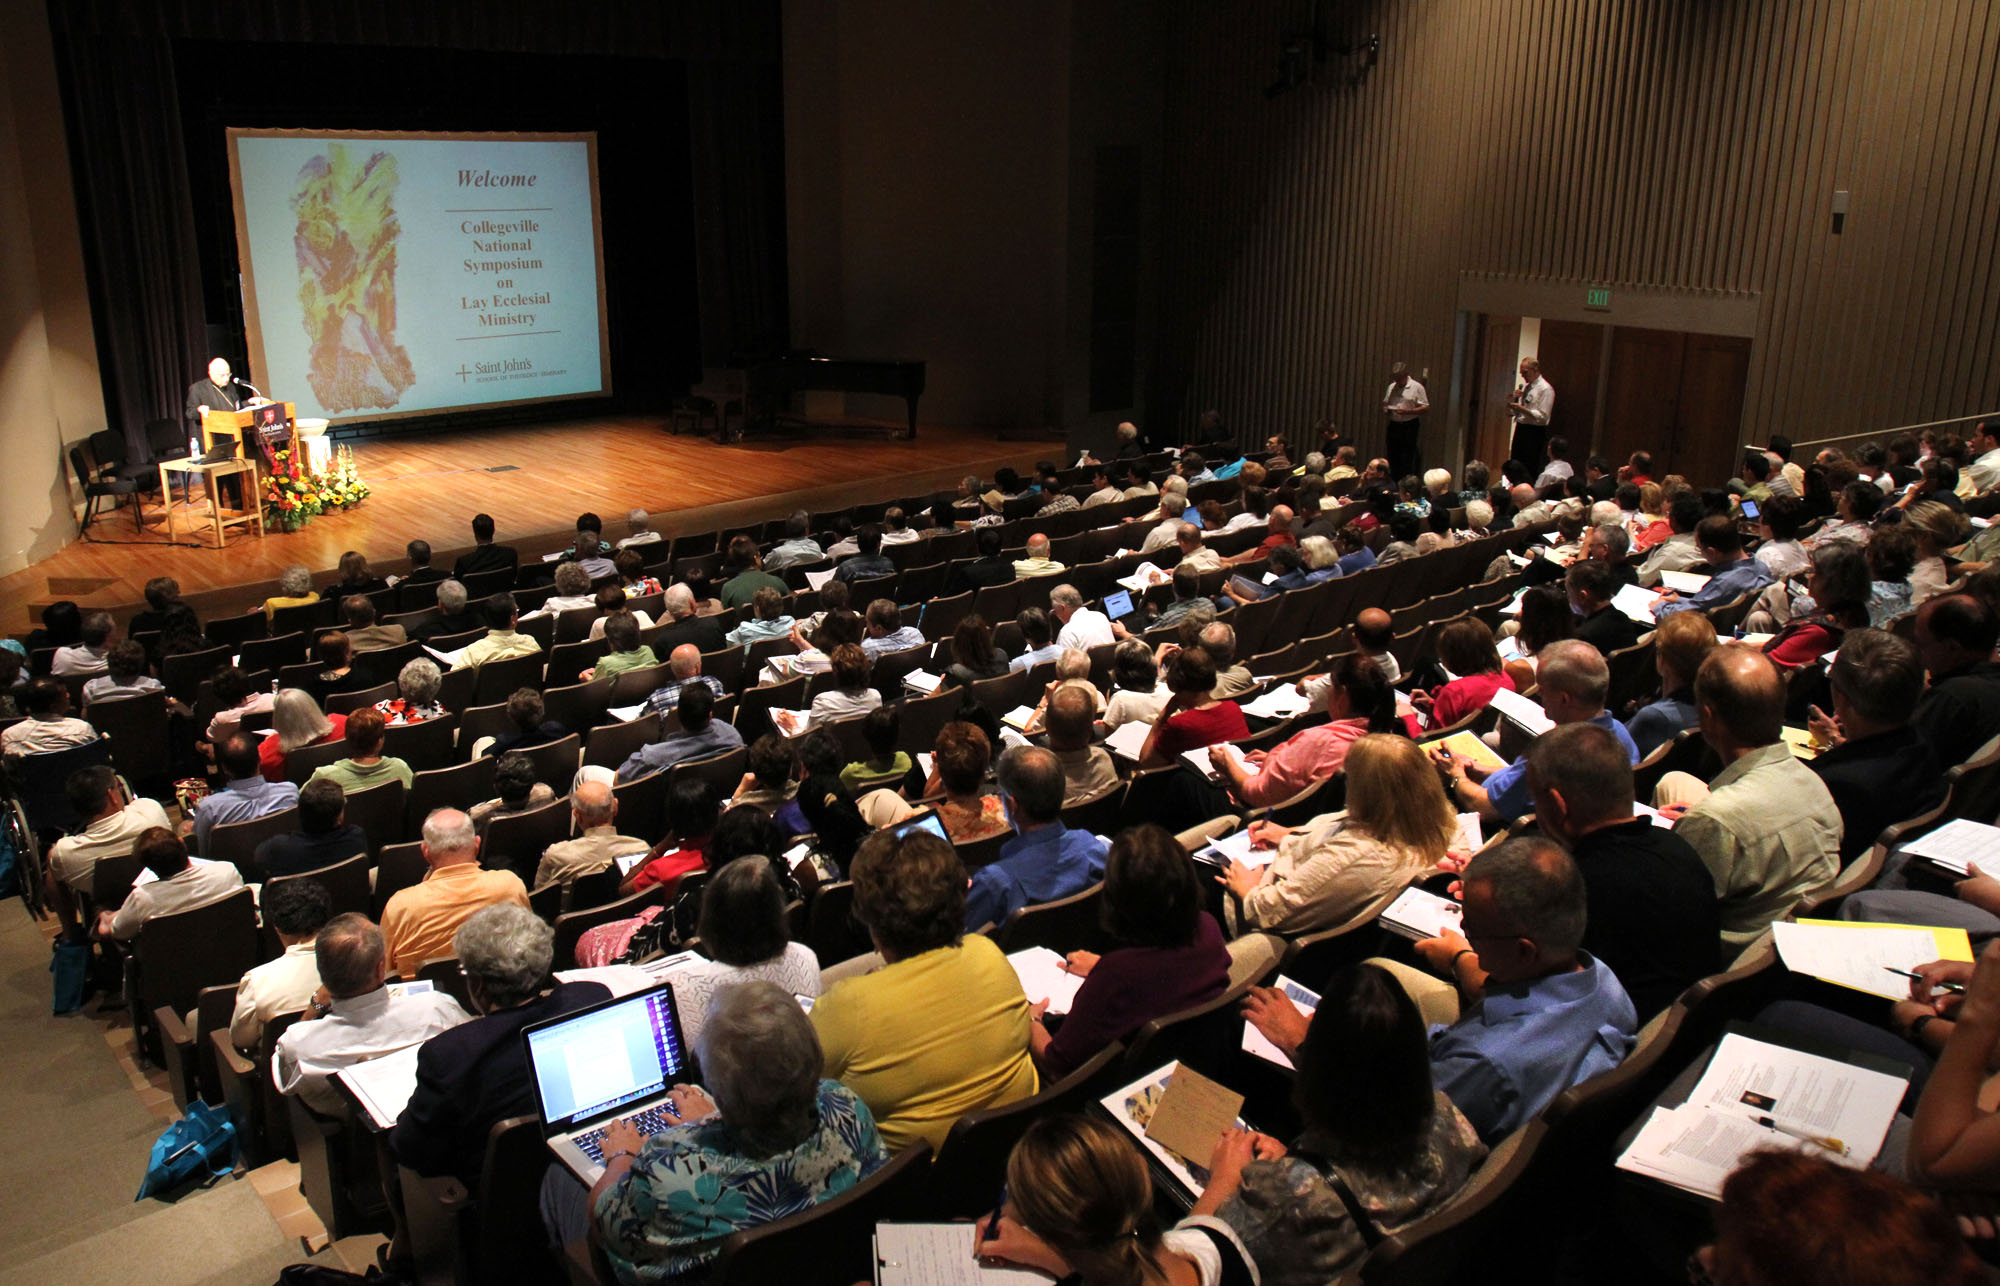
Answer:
[1217, 734, 1456, 972]
[976, 1113, 1255, 1286]
[1905, 500, 1971, 608]
[1631, 481, 1670, 550]
[258, 688, 344, 782]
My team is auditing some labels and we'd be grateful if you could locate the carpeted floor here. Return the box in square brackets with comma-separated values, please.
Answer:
[0, 904, 336, 1285]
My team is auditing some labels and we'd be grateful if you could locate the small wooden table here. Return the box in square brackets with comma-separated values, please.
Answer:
[159, 457, 264, 548]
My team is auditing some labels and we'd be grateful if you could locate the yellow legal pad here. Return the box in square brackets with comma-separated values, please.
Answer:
[1795, 919, 1975, 963]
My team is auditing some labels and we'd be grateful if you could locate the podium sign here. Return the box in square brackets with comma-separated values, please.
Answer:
[201, 401, 297, 454]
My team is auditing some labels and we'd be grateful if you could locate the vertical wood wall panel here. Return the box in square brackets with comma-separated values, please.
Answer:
[1151, 0, 2000, 459]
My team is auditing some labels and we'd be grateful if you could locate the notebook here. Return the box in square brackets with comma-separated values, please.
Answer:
[523, 983, 694, 1184]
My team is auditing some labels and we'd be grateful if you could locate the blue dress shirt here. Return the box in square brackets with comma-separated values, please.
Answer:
[1337, 547, 1377, 576]
[615, 719, 744, 783]
[192, 776, 300, 858]
[963, 822, 1109, 932]
[1429, 951, 1637, 1141]
[1483, 712, 1639, 820]
[1653, 556, 1773, 619]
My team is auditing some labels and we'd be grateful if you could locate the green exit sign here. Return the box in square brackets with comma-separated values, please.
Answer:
[1585, 287, 1612, 311]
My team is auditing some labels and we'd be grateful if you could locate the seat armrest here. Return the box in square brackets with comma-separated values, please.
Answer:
[156, 1005, 197, 1109]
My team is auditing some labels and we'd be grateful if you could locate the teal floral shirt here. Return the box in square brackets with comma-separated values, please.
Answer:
[592, 1080, 887, 1284]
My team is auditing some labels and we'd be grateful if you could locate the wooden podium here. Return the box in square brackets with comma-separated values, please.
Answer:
[200, 401, 295, 454]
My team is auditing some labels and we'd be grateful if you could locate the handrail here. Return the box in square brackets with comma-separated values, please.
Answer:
[1792, 410, 2000, 456]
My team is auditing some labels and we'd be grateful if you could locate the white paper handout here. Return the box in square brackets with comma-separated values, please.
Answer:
[1379, 886, 1465, 941]
[803, 568, 836, 591]
[1102, 719, 1154, 761]
[1241, 686, 1312, 720]
[874, 1223, 1043, 1286]
[1197, 826, 1275, 870]
[1007, 947, 1087, 1016]
[903, 668, 943, 695]
[1657, 569, 1711, 594]
[424, 643, 471, 669]
[335, 1043, 423, 1131]
[1001, 705, 1038, 732]
[1771, 922, 1956, 1001]
[1116, 562, 1171, 592]
[1487, 687, 1555, 737]
[1241, 975, 1320, 1070]
[1499, 588, 1530, 617]
[1182, 742, 1251, 781]
[1611, 582, 1665, 624]
[606, 703, 646, 723]
[1895, 819, 2000, 876]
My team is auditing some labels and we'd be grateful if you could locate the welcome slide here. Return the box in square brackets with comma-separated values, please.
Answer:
[227, 129, 610, 424]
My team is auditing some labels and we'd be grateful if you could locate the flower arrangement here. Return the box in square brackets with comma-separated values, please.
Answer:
[261, 441, 369, 531]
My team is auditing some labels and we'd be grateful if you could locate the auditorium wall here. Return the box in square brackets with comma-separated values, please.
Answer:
[0, 0, 106, 577]
[1146, 0, 2000, 465]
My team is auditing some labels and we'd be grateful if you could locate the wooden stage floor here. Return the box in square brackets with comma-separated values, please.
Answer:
[3, 414, 1054, 631]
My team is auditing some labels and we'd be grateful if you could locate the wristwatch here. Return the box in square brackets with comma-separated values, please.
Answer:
[1911, 1014, 1939, 1043]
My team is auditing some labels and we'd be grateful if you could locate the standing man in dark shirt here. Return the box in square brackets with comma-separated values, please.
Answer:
[452, 513, 519, 582]
[184, 356, 242, 441]
[255, 778, 367, 879]
[1527, 723, 1719, 1020]
[1807, 629, 1948, 862]
[390, 905, 609, 1188]
[1912, 594, 2000, 767]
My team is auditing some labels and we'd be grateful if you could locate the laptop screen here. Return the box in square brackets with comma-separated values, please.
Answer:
[1102, 589, 1134, 621]
[524, 984, 690, 1131]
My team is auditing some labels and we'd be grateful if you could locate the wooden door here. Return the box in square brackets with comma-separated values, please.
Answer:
[1470, 315, 1521, 469]
[1675, 334, 1752, 485]
[1601, 327, 1686, 475]
[1534, 320, 1603, 466]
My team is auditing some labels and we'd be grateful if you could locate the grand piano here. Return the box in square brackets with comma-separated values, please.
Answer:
[739, 352, 927, 439]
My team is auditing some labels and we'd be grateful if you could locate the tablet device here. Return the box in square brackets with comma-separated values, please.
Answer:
[1739, 499, 1760, 520]
[1102, 589, 1135, 621]
[891, 810, 950, 843]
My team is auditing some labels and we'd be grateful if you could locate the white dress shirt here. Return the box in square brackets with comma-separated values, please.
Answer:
[107, 858, 245, 939]
[231, 941, 323, 1049]
[1970, 447, 2000, 493]
[1057, 608, 1115, 652]
[1513, 376, 1554, 426]
[50, 797, 172, 892]
[273, 987, 470, 1115]
[1382, 378, 1430, 421]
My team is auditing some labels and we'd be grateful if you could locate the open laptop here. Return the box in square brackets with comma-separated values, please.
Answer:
[523, 982, 693, 1184]
[1101, 588, 1143, 631]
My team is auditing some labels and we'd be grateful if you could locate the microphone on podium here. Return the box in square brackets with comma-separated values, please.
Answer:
[234, 377, 264, 398]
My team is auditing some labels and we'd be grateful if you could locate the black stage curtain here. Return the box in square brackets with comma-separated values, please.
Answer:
[47, 0, 785, 456]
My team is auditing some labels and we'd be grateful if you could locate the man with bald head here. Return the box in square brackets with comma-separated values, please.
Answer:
[535, 780, 649, 889]
[1508, 482, 1552, 527]
[1435, 640, 1637, 824]
[964, 746, 1110, 932]
[1013, 533, 1066, 579]
[1657, 647, 1841, 951]
[185, 356, 242, 437]
[641, 643, 725, 716]
[382, 809, 531, 976]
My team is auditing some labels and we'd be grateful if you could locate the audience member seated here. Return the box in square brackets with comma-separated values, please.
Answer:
[526, 561, 596, 617]
[1214, 963, 1487, 1280]
[458, 593, 542, 668]
[580, 611, 657, 682]
[534, 780, 648, 889]
[1501, 585, 1573, 690]
[887, 720, 1006, 842]
[340, 594, 406, 652]
[47, 764, 171, 905]
[1410, 618, 1515, 731]
[723, 586, 794, 648]
[468, 752, 556, 835]
[650, 583, 725, 655]
[81, 639, 163, 706]
[130, 575, 192, 637]
[2, 679, 99, 758]
[1136, 645, 1248, 767]
[1044, 682, 1120, 804]
[1526, 723, 1719, 1019]
[229, 876, 330, 1049]
[639, 643, 726, 717]
[1625, 612, 1717, 756]
[255, 778, 367, 879]
[963, 747, 1109, 932]
[191, 733, 299, 857]
[1652, 514, 1773, 618]
[375, 657, 445, 725]
[615, 682, 743, 782]
[945, 527, 1017, 596]
[612, 547, 662, 598]
[1756, 539, 1872, 668]
[1907, 500, 1972, 607]
[1654, 647, 1840, 952]
[1031, 824, 1229, 1080]
[97, 827, 245, 940]
[1803, 629, 1947, 862]
[1217, 653, 1396, 810]
[810, 826, 1037, 1150]
[411, 579, 484, 643]
[394, 538, 448, 590]
[1567, 558, 1641, 654]
[719, 534, 791, 607]
[932, 616, 1003, 692]
[618, 779, 719, 897]
[0, 647, 22, 719]
[841, 705, 912, 795]
[762, 510, 825, 570]
[320, 550, 390, 601]
[1013, 532, 1065, 578]
[263, 565, 319, 622]
[451, 512, 518, 580]
[273, 913, 469, 1115]
[859, 598, 924, 656]
[304, 632, 377, 708]
[389, 904, 611, 1188]
[1100, 639, 1169, 731]
[667, 857, 822, 1047]
[483, 687, 569, 757]
[1222, 734, 1456, 976]
[260, 689, 346, 783]
[1700, 1150, 1986, 1286]
[545, 980, 888, 1281]
[1634, 493, 1708, 589]
[1866, 525, 1920, 626]
[380, 809, 531, 976]
[1911, 594, 2000, 767]
[1436, 640, 1638, 825]
[1151, 566, 1214, 632]
[974, 1115, 1255, 1284]
[800, 642, 880, 728]
[307, 707, 414, 795]
[1049, 584, 1114, 652]
[728, 734, 799, 815]
[1196, 620, 1257, 700]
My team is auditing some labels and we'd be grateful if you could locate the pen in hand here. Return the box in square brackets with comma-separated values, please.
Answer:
[1884, 966, 1966, 994]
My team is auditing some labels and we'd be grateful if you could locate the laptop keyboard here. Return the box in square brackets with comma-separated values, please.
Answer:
[574, 1101, 681, 1163]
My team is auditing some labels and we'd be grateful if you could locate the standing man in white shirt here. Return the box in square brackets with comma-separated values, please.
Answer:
[1050, 585, 1115, 651]
[1381, 361, 1429, 483]
[1508, 357, 1555, 472]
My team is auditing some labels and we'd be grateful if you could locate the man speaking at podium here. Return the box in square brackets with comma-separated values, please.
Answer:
[185, 356, 244, 440]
